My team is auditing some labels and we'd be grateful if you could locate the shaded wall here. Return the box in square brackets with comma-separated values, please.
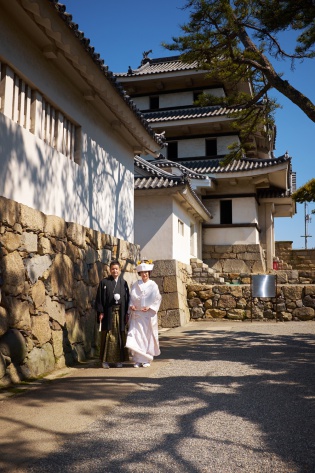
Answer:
[0, 196, 139, 387]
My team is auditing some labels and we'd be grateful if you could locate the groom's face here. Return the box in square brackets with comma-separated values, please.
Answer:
[110, 264, 120, 279]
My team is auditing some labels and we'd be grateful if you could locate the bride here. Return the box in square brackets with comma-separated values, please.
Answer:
[126, 259, 162, 368]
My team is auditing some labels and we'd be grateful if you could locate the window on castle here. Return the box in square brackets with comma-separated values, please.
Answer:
[0, 62, 81, 164]
[167, 141, 178, 160]
[149, 95, 159, 109]
[178, 219, 184, 236]
[206, 139, 217, 157]
[220, 200, 232, 224]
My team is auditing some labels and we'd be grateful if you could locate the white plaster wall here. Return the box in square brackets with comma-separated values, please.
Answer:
[172, 201, 190, 264]
[134, 195, 173, 260]
[203, 226, 259, 245]
[204, 197, 257, 225]
[132, 96, 149, 110]
[178, 135, 239, 158]
[217, 136, 239, 155]
[134, 194, 201, 264]
[0, 10, 135, 241]
[132, 88, 225, 111]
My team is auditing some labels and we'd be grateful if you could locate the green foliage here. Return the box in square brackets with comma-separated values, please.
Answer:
[163, 0, 315, 160]
[292, 178, 315, 203]
[255, 0, 315, 56]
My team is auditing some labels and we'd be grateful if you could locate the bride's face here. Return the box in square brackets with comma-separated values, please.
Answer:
[140, 271, 149, 283]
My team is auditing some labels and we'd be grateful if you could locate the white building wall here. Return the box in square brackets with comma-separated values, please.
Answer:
[132, 88, 225, 111]
[134, 194, 202, 264]
[133, 96, 149, 110]
[204, 197, 257, 225]
[178, 135, 239, 158]
[203, 226, 259, 245]
[134, 195, 173, 260]
[0, 10, 135, 241]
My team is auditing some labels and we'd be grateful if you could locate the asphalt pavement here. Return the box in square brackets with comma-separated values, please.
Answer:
[1, 320, 315, 473]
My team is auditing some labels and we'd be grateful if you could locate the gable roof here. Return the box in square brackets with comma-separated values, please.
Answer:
[116, 55, 199, 77]
[134, 156, 212, 222]
[179, 154, 292, 174]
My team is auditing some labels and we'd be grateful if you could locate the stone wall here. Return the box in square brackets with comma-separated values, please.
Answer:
[0, 196, 140, 387]
[151, 260, 191, 327]
[187, 282, 315, 322]
[203, 244, 266, 273]
[276, 241, 315, 275]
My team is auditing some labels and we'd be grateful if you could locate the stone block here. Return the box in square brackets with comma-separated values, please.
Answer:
[282, 286, 303, 301]
[0, 306, 9, 336]
[45, 296, 66, 327]
[39, 236, 54, 255]
[205, 308, 226, 318]
[280, 311, 293, 321]
[163, 276, 178, 293]
[84, 247, 98, 265]
[214, 245, 233, 254]
[293, 307, 315, 320]
[65, 309, 84, 343]
[0, 328, 27, 363]
[218, 294, 237, 309]
[31, 314, 51, 345]
[0, 352, 6, 379]
[222, 259, 250, 273]
[24, 343, 55, 378]
[161, 309, 181, 328]
[1, 232, 21, 252]
[191, 307, 204, 319]
[31, 280, 46, 309]
[52, 330, 64, 358]
[1, 251, 25, 295]
[0, 197, 19, 227]
[44, 215, 66, 237]
[97, 248, 112, 264]
[74, 280, 90, 311]
[24, 255, 52, 284]
[67, 223, 86, 248]
[159, 292, 179, 311]
[20, 204, 45, 232]
[188, 297, 202, 308]
[21, 232, 38, 252]
[50, 254, 74, 298]
[6, 297, 31, 330]
[226, 309, 245, 320]
[304, 285, 315, 296]
[151, 260, 177, 277]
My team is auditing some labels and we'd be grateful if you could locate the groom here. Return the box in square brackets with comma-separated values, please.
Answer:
[95, 260, 129, 368]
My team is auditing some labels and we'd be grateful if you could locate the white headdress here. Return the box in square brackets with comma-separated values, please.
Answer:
[136, 259, 154, 272]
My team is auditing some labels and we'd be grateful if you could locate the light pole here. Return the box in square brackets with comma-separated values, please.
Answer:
[301, 202, 312, 249]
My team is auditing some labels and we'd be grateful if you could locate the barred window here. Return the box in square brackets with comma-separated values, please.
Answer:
[0, 62, 81, 163]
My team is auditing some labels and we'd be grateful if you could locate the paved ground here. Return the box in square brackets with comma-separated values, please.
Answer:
[1, 320, 315, 473]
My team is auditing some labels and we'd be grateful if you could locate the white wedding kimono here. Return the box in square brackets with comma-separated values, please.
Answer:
[126, 279, 162, 363]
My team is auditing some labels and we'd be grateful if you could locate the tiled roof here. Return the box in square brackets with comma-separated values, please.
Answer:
[134, 156, 177, 178]
[143, 105, 239, 123]
[134, 156, 212, 220]
[178, 154, 291, 174]
[46, 1, 162, 146]
[152, 158, 208, 180]
[135, 155, 208, 181]
[116, 56, 200, 77]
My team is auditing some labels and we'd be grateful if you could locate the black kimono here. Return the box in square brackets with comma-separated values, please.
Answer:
[95, 275, 129, 363]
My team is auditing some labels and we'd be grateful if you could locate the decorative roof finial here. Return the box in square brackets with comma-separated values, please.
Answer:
[141, 49, 152, 66]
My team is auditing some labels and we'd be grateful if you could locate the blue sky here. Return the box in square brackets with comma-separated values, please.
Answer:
[65, 0, 315, 249]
